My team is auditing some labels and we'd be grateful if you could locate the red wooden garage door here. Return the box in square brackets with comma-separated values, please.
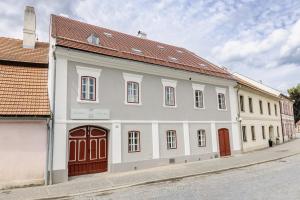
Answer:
[68, 126, 108, 176]
[218, 128, 231, 157]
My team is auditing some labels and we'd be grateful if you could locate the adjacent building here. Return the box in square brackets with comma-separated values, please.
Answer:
[234, 73, 282, 152]
[48, 15, 241, 183]
[279, 94, 296, 141]
[0, 7, 50, 189]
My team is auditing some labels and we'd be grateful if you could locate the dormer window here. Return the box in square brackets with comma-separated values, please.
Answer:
[168, 56, 178, 61]
[87, 34, 100, 45]
[131, 48, 143, 55]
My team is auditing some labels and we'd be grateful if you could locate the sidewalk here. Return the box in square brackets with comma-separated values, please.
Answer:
[1, 139, 300, 200]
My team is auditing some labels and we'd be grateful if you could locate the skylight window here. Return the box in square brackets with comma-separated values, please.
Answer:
[199, 63, 207, 67]
[87, 34, 100, 45]
[176, 50, 183, 53]
[131, 48, 143, 54]
[168, 56, 178, 61]
[157, 45, 165, 49]
[104, 32, 112, 37]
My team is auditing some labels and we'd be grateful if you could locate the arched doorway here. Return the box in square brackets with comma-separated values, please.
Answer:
[269, 126, 274, 141]
[68, 126, 108, 176]
[218, 128, 231, 157]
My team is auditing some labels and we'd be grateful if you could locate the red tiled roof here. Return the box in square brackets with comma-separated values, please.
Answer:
[51, 15, 235, 80]
[0, 37, 50, 117]
[0, 37, 49, 64]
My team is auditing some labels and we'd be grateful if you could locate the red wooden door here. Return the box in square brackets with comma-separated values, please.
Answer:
[218, 128, 231, 157]
[68, 126, 108, 176]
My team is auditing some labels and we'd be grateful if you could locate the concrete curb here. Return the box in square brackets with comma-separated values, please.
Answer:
[33, 152, 300, 200]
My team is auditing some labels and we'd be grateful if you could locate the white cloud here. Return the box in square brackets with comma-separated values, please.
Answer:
[0, 0, 299, 92]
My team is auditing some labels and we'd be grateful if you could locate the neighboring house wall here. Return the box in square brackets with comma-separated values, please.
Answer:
[0, 120, 47, 189]
[50, 47, 240, 183]
[280, 98, 295, 141]
[238, 87, 282, 152]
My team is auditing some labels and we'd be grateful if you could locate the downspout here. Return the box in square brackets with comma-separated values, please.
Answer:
[49, 49, 57, 185]
[235, 85, 244, 152]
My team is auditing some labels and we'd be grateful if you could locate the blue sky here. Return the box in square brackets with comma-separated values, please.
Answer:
[1, 0, 299, 92]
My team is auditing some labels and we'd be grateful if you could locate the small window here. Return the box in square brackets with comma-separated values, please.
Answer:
[166, 130, 177, 149]
[128, 131, 140, 152]
[165, 86, 175, 106]
[262, 126, 266, 140]
[242, 126, 247, 142]
[251, 126, 256, 141]
[259, 100, 263, 114]
[268, 102, 271, 115]
[81, 76, 96, 101]
[277, 126, 280, 138]
[197, 130, 206, 147]
[87, 34, 100, 45]
[218, 93, 226, 110]
[195, 90, 204, 108]
[249, 97, 253, 113]
[240, 95, 244, 112]
[127, 81, 139, 103]
[274, 104, 278, 116]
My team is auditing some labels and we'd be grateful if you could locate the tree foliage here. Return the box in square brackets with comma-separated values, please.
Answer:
[288, 84, 300, 123]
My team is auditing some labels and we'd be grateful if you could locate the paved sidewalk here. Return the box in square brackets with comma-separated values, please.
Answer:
[1, 139, 300, 200]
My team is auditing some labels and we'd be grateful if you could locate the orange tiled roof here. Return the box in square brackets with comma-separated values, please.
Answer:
[0, 37, 49, 64]
[0, 37, 50, 116]
[51, 15, 235, 80]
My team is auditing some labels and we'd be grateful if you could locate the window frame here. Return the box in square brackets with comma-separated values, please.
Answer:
[166, 130, 177, 149]
[192, 84, 205, 109]
[162, 79, 177, 108]
[123, 73, 143, 106]
[268, 102, 271, 115]
[248, 97, 253, 113]
[259, 100, 263, 114]
[216, 87, 227, 111]
[128, 131, 141, 153]
[274, 104, 278, 116]
[240, 95, 245, 112]
[80, 76, 96, 101]
[126, 81, 140, 104]
[197, 129, 206, 147]
[242, 126, 247, 142]
[262, 126, 266, 140]
[251, 126, 256, 141]
[76, 66, 101, 103]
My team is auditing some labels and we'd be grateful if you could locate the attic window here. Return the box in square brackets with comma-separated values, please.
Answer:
[87, 34, 100, 45]
[157, 45, 165, 49]
[131, 48, 143, 55]
[104, 32, 112, 37]
[168, 56, 178, 61]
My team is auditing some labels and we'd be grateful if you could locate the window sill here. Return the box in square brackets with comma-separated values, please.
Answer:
[194, 107, 205, 110]
[217, 108, 227, 111]
[125, 102, 142, 106]
[77, 99, 99, 104]
[163, 105, 178, 108]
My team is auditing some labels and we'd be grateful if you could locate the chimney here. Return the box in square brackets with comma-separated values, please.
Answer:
[137, 30, 147, 39]
[23, 6, 36, 48]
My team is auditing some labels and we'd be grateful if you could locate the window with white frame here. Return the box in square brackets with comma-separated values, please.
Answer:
[76, 66, 101, 103]
[81, 76, 96, 101]
[166, 130, 177, 149]
[128, 131, 140, 152]
[123, 73, 143, 105]
[162, 79, 177, 107]
[165, 86, 175, 106]
[216, 87, 226, 110]
[192, 84, 205, 109]
[127, 81, 139, 103]
[251, 126, 256, 141]
[197, 129, 206, 147]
